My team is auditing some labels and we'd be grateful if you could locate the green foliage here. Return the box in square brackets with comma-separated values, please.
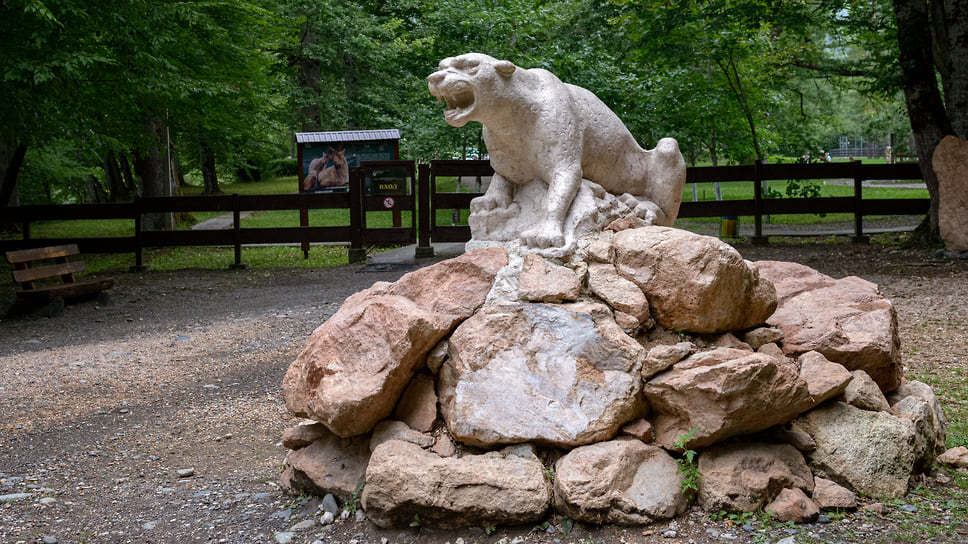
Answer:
[484, 524, 497, 535]
[560, 515, 574, 536]
[764, 178, 824, 206]
[347, 482, 365, 513]
[0, 0, 922, 211]
[2, 0, 288, 201]
[673, 428, 701, 497]
[783, 179, 823, 199]
[265, 157, 299, 179]
[709, 510, 755, 525]
[18, 141, 101, 205]
[409, 513, 421, 527]
[827, 508, 847, 522]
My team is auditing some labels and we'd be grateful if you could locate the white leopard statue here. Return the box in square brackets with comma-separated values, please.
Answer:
[427, 52, 686, 253]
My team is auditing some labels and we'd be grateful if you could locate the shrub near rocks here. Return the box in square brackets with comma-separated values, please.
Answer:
[279, 227, 947, 530]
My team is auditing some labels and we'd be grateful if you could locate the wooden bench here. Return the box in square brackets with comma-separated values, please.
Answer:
[6, 244, 114, 302]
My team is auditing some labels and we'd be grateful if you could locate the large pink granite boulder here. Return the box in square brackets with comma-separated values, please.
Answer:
[554, 438, 689, 525]
[279, 427, 371, 501]
[282, 248, 506, 437]
[757, 261, 902, 392]
[698, 442, 814, 513]
[612, 227, 776, 334]
[362, 441, 551, 528]
[643, 347, 827, 450]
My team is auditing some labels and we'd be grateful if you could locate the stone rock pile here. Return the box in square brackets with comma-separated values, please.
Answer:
[280, 225, 950, 529]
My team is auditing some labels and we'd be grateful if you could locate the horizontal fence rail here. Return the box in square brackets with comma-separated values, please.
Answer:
[1, 161, 928, 267]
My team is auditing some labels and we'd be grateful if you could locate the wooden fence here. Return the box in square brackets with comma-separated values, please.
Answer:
[678, 160, 927, 243]
[1, 161, 417, 268]
[1, 161, 928, 267]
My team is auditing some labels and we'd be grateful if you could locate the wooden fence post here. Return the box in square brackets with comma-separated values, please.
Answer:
[229, 193, 247, 269]
[751, 159, 769, 245]
[129, 197, 147, 272]
[415, 163, 435, 258]
[348, 167, 366, 263]
[851, 160, 869, 244]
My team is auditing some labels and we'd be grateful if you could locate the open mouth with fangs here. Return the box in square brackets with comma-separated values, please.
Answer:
[430, 81, 476, 126]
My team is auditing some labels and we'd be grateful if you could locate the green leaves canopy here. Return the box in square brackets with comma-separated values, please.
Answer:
[1, 0, 921, 205]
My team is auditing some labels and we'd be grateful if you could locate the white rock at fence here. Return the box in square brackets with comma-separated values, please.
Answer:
[933, 135, 968, 254]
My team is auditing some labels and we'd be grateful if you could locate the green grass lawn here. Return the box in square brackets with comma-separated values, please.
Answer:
[180, 177, 298, 196]
[13, 218, 136, 238]
[142, 245, 350, 270]
[683, 179, 928, 202]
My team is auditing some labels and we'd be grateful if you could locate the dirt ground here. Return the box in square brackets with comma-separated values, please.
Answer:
[1, 237, 967, 544]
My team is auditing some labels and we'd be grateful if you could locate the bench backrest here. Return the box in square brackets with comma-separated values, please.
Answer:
[6, 244, 85, 289]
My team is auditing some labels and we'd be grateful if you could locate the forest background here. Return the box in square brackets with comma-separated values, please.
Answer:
[0, 0, 963, 240]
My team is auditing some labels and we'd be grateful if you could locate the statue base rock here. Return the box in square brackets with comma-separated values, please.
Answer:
[280, 226, 946, 529]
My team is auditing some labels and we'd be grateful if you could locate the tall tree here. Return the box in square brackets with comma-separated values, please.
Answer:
[2, 0, 285, 208]
[0, 0, 109, 206]
[892, 0, 962, 241]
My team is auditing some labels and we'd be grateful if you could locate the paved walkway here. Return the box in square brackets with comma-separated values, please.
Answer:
[366, 243, 466, 265]
[189, 211, 261, 230]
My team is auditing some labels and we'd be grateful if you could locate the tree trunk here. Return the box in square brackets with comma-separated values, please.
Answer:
[169, 153, 194, 226]
[342, 49, 359, 129]
[86, 175, 109, 204]
[1, 141, 27, 207]
[170, 153, 186, 197]
[134, 115, 173, 230]
[718, 55, 763, 162]
[929, 0, 968, 137]
[893, 0, 954, 242]
[709, 121, 722, 200]
[236, 160, 261, 182]
[297, 22, 322, 132]
[120, 154, 138, 196]
[200, 142, 221, 195]
[709, 122, 719, 166]
[104, 150, 130, 202]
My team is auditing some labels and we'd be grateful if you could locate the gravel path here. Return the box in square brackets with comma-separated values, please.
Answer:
[1, 241, 966, 544]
